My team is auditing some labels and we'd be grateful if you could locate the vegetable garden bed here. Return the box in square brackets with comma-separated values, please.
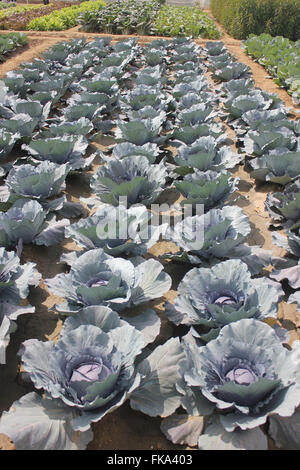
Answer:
[0, 26, 299, 451]
[0, 2, 74, 31]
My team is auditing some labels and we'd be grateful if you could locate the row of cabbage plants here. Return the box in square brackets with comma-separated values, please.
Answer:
[0, 36, 299, 450]
[78, 0, 221, 38]
[0, 32, 28, 62]
[28, 0, 106, 32]
[243, 34, 300, 105]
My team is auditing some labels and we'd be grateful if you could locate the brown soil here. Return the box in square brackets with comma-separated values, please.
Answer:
[0, 16, 299, 451]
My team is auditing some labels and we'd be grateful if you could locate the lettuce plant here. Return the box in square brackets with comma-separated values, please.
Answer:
[0, 199, 69, 248]
[89, 156, 167, 207]
[165, 259, 283, 341]
[45, 247, 171, 314]
[0, 247, 41, 363]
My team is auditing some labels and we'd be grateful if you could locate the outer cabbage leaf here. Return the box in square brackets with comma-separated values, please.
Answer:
[0, 392, 93, 450]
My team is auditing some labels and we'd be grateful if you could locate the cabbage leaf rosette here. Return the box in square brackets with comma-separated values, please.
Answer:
[163, 206, 271, 275]
[0, 307, 184, 449]
[161, 319, 300, 450]
[45, 248, 171, 314]
[165, 259, 284, 341]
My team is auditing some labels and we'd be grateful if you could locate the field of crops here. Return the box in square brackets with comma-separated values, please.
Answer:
[0, 29, 299, 451]
[244, 34, 300, 105]
[0, 0, 299, 452]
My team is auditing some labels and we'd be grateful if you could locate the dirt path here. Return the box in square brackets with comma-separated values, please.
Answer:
[0, 20, 299, 451]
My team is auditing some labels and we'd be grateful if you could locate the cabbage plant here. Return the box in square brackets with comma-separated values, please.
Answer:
[22, 136, 95, 171]
[0, 129, 19, 161]
[222, 78, 254, 99]
[0, 161, 83, 217]
[10, 99, 51, 127]
[269, 227, 300, 289]
[64, 205, 164, 257]
[0, 306, 184, 449]
[249, 152, 300, 185]
[134, 66, 166, 87]
[0, 199, 69, 248]
[0, 114, 37, 139]
[61, 103, 105, 122]
[243, 130, 296, 157]
[213, 62, 251, 81]
[223, 90, 277, 119]
[174, 137, 242, 172]
[120, 85, 170, 112]
[205, 41, 226, 56]
[0, 247, 41, 363]
[176, 91, 219, 110]
[45, 248, 171, 314]
[165, 259, 283, 341]
[265, 179, 300, 226]
[115, 118, 166, 146]
[171, 123, 225, 146]
[239, 109, 289, 132]
[39, 118, 93, 138]
[176, 104, 216, 127]
[173, 79, 209, 99]
[1, 161, 68, 204]
[89, 156, 167, 207]
[178, 319, 300, 437]
[111, 142, 160, 164]
[174, 170, 239, 212]
[163, 206, 271, 274]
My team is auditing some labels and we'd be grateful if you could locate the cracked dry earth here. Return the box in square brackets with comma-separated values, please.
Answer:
[0, 20, 299, 450]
